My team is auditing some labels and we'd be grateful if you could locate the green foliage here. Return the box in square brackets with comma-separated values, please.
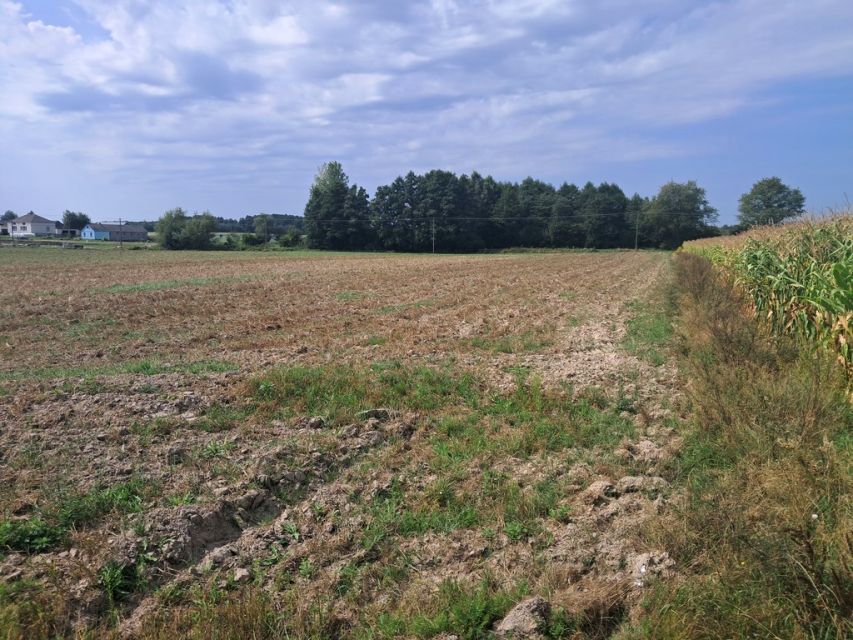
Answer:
[361, 577, 524, 640]
[61, 210, 90, 230]
[306, 161, 720, 252]
[738, 177, 805, 227]
[0, 479, 152, 554]
[305, 161, 372, 251]
[249, 362, 479, 424]
[155, 208, 217, 250]
[0, 518, 65, 553]
[642, 181, 717, 249]
[624, 301, 674, 366]
[98, 561, 142, 608]
[686, 218, 853, 370]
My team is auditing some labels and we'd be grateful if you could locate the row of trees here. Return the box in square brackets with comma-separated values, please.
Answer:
[305, 162, 724, 251]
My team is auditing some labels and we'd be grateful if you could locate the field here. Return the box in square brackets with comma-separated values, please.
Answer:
[0, 247, 687, 638]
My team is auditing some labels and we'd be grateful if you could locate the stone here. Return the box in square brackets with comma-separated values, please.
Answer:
[578, 480, 619, 506]
[616, 476, 669, 495]
[495, 596, 550, 639]
[356, 408, 390, 422]
[232, 567, 251, 584]
[306, 416, 326, 429]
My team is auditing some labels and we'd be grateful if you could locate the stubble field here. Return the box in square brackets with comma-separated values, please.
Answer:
[0, 248, 682, 639]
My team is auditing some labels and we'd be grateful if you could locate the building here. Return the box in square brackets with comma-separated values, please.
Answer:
[7, 213, 61, 237]
[81, 223, 149, 242]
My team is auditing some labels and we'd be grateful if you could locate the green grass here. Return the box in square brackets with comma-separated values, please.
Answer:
[470, 330, 553, 354]
[623, 300, 673, 366]
[359, 577, 527, 640]
[378, 299, 434, 314]
[622, 253, 853, 640]
[250, 361, 480, 425]
[97, 274, 259, 294]
[0, 479, 154, 554]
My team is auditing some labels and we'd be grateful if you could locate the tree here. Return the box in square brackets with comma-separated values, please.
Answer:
[254, 214, 271, 243]
[738, 177, 805, 227]
[155, 208, 188, 249]
[643, 181, 717, 249]
[305, 161, 352, 249]
[2, 211, 15, 222]
[62, 210, 90, 230]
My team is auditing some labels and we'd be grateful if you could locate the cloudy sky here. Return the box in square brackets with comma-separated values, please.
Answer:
[1, 0, 852, 223]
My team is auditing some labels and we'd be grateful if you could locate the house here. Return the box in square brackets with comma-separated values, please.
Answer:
[81, 223, 149, 242]
[7, 213, 61, 237]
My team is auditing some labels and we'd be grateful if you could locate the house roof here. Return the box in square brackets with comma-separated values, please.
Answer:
[88, 223, 148, 234]
[14, 213, 57, 224]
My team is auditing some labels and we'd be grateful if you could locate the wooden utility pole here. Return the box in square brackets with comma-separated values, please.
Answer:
[432, 219, 436, 254]
[119, 217, 124, 250]
[634, 211, 640, 251]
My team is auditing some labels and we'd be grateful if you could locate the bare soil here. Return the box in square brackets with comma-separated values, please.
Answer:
[0, 248, 682, 638]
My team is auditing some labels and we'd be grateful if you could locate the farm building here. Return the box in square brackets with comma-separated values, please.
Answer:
[81, 223, 149, 242]
[7, 213, 61, 237]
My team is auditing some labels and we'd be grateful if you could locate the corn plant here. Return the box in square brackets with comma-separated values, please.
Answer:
[683, 217, 853, 372]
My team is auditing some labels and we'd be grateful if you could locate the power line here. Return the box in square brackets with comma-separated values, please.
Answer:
[304, 210, 710, 224]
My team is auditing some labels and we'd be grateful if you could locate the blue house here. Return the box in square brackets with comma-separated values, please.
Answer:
[81, 224, 111, 240]
[81, 223, 149, 242]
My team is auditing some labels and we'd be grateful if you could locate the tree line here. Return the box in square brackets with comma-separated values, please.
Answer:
[304, 163, 806, 252]
[6, 171, 803, 250]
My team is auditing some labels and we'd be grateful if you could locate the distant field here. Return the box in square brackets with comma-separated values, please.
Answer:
[0, 248, 686, 638]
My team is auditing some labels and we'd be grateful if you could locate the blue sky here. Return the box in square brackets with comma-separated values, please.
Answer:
[1, 1, 852, 224]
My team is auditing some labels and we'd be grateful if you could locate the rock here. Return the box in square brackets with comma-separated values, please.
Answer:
[306, 416, 326, 429]
[235, 490, 262, 511]
[356, 408, 390, 422]
[629, 551, 674, 586]
[362, 430, 385, 447]
[578, 480, 619, 506]
[616, 476, 669, 495]
[232, 567, 251, 584]
[566, 462, 593, 485]
[96, 433, 108, 442]
[495, 596, 550, 639]
[615, 439, 664, 463]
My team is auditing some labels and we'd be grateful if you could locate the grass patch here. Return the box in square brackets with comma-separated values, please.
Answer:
[378, 299, 434, 314]
[0, 479, 155, 554]
[470, 330, 553, 354]
[624, 253, 853, 639]
[249, 362, 479, 425]
[623, 300, 673, 366]
[361, 576, 527, 640]
[98, 275, 257, 294]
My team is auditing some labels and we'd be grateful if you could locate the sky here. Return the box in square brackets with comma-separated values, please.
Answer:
[1, 1, 852, 224]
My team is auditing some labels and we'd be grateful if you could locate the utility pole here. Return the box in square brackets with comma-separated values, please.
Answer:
[119, 217, 123, 250]
[432, 218, 436, 254]
[634, 211, 640, 251]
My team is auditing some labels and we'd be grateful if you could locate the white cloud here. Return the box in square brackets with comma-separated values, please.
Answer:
[1, 0, 852, 217]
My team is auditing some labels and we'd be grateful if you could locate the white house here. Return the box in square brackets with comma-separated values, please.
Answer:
[8, 213, 60, 238]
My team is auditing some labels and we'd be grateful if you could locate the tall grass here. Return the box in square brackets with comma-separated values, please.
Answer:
[623, 253, 853, 639]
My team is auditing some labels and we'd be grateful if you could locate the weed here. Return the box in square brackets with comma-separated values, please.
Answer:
[298, 558, 314, 579]
[0, 518, 65, 553]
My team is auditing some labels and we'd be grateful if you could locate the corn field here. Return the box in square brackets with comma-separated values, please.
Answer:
[682, 216, 853, 372]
